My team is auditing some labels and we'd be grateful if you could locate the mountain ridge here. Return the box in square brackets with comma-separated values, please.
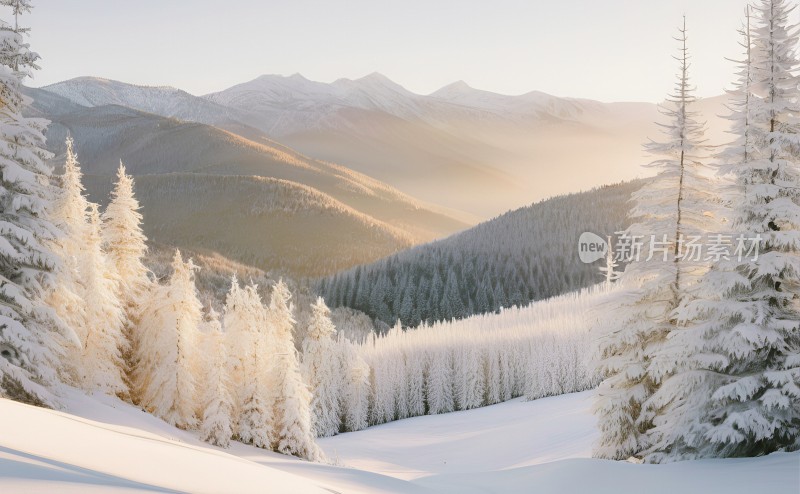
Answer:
[37, 72, 730, 226]
[23, 86, 469, 277]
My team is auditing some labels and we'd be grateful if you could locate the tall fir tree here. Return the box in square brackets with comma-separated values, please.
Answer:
[199, 308, 233, 447]
[78, 203, 127, 395]
[341, 337, 370, 432]
[46, 137, 86, 382]
[0, 0, 68, 404]
[425, 344, 454, 415]
[134, 250, 199, 429]
[101, 162, 151, 385]
[453, 341, 484, 410]
[648, 1, 800, 460]
[224, 277, 274, 448]
[405, 340, 426, 417]
[49, 138, 87, 247]
[270, 280, 321, 460]
[593, 18, 712, 460]
[301, 297, 343, 437]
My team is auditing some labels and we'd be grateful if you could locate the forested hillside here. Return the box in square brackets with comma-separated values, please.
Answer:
[318, 181, 641, 326]
[20, 87, 466, 277]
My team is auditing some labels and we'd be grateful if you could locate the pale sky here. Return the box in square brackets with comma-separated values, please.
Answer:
[22, 0, 760, 102]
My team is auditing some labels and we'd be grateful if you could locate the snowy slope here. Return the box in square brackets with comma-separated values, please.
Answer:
[1, 390, 796, 494]
[319, 392, 598, 480]
[320, 392, 799, 494]
[0, 394, 328, 494]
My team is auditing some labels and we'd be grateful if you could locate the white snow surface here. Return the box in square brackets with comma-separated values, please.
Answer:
[0, 389, 797, 493]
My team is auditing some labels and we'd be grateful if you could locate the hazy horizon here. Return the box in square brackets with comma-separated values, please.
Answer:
[25, 0, 759, 103]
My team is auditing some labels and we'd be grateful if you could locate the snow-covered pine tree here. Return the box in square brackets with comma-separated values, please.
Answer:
[48, 138, 86, 251]
[593, 18, 712, 460]
[222, 277, 244, 435]
[0, 0, 69, 404]
[453, 340, 484, 410]
[485, 343, 502, 405]
[301, 297, 342, 437]
[224, 277, 274, 448]
[510, 340, 527, 397]
[134, 250, 199, 428]
[405, 341, 426, 417]
[101, 162, 150, 383]
[640, 9, 756, 463]
[270, 279, 321, 460]
[341, 337, 370, 432]
[498, 340, 514, 402]
[199, 308, 233, 447]
[391, 323, 410, 420]
[78, 203, 126, 395]
[46, 137, 87, 383]
[425, 344, 454, 415]
[646, 1, 800, 461]
[370, 345, 396, 424]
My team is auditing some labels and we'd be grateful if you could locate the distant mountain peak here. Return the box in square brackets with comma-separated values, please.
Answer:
[430, 80, 474, 97]
[357, 71, 390, 83]
[252, 73, 309, 82]
[330, 72, 411, 96]
[45, 76, 182, 93]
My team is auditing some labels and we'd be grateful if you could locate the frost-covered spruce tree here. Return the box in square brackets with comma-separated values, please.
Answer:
[48, 138, 87, 258]
[78, 203, 126, 395]
[270, 280, 321, 460]
[101, 162, 150, 378]
[370, 346, 396, 424]
[390, 324, 410, 421]
[222, 277, 245, 435]
[425, 345, 454, 415]
[453, 341, 477, 410]
[341, 338, 370, 432]
[134, 250, 199, 428]
[593, 18, 712, 460]
[224, 278, 273, 448]
[499, 341, 514, 402]
[647, 1, 800, 461]
[406, 344, 426, 417]
[485, 343, 502, 405]
[0, 0, 69, 404]
[641, 10, 755, 462]
[46, 137, 87, 382]
[199, 308, 233, 447]
[301, 297, 342, 437]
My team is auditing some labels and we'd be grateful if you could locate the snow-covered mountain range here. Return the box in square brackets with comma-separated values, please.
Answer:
[41, 73, 730, 217]
[24, 86, 468, 277]
[30, 73, 730, 278]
